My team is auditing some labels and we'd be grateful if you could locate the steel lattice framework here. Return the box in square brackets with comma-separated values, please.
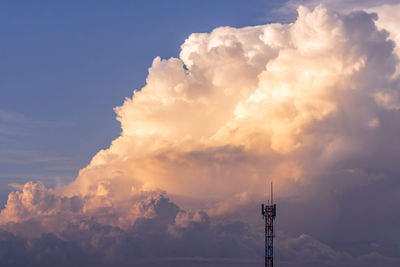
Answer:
[264, 204, 274, 267]
[261, 183, 276, 267]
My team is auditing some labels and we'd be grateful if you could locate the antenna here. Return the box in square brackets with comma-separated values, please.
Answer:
[261, 179, 276, 267]
[271, 182, 273, 205]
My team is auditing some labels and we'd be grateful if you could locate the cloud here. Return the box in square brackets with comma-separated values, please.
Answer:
[368, 3, 400, 76]
[60, 4, 400, 207]
[0, 191, 262, 267]
[1, 3, 400, 266]
[283, 0, 400, 14]
[277, 234, 400, 267]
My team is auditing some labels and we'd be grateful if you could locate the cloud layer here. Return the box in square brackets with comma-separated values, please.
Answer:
[1, 4, 400, 266]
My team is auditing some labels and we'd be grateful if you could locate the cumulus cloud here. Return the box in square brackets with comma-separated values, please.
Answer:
[369, 3, 400, 76]
[1, 3, 400, 266]
[284, 0, 400, 13]
[0, 192, 262, 267]
[277, 234, 400, 267]
[60, 4, 400, 207]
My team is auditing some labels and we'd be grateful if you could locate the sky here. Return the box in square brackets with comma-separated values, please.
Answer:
[1, 0, 400, 266]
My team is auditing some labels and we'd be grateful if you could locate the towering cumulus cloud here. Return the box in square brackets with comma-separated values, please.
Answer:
[2, 5, 400, 266]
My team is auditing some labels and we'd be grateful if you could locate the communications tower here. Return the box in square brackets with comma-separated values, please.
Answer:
[261, 182, 276, 267]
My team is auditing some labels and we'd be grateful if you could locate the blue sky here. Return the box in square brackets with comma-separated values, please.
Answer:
[0, 0, 290, 204]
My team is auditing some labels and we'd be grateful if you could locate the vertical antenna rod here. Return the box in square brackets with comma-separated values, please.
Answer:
[271, 182, 273, 205]
[261, 180, 276, 267]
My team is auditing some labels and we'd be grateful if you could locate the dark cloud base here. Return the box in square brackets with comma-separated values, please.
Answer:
[0, 195, 262, 267]
[1, 194, 400, 267]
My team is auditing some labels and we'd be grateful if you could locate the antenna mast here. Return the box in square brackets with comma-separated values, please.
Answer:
[271, 182, 273, 204]
[261, 181, 276, 267]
